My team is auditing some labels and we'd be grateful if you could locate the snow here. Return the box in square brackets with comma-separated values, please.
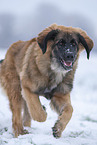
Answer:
[0, 49, 97, 145]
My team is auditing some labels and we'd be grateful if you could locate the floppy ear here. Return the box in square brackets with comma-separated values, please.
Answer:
[77, 31, 94, 59]
[77, 33, 90, 59]
[37, 29, 59, 54]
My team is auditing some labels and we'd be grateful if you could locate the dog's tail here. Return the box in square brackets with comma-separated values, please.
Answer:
[0, 59, 4, 84]
[0, 59, 4, 73]
[0, 59, 4, 64]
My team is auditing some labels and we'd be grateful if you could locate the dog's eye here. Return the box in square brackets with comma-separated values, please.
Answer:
[58, 39, 66, 47]
[70, 39, 76, 46]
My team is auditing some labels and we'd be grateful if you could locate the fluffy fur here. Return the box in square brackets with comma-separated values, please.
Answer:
[0, 24, 93, 138]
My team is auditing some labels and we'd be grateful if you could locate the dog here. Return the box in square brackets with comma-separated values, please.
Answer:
[0, 24, 93, 138]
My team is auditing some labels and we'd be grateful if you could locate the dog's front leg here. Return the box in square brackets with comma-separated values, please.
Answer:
[50, 93, 73, 138]
[22, 86, 47, 122]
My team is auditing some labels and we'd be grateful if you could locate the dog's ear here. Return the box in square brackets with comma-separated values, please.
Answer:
[77, 30, 94, 59]
[37, 29, 59, 54]
[77, 33, 90, 59]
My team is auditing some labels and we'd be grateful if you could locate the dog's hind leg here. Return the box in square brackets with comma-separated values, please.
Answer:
[0, 70, 28, 137]
[8, 80, 29, 137]
[21, 86, 47, 122]
[23, 99, 31, 127]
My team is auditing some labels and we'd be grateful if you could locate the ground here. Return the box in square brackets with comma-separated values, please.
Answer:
[0, 50, 97, 145]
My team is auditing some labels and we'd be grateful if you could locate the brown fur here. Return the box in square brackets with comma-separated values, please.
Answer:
[0, 24, 93, 138]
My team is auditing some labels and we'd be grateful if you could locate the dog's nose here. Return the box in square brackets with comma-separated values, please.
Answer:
[65, 53, 75, 61]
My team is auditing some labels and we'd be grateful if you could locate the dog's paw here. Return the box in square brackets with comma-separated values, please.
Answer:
[14, 128, 29, 137]
[52, 127, 61, 138]
[52, 121, 62, 138]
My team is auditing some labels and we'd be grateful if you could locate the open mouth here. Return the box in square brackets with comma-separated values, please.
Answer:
[59, 58, 73, 70]
[64, 61, 72, 67]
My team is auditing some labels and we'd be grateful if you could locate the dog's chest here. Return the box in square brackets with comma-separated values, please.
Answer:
[44, 71, 66, 94]
[52, 72, 64, 88]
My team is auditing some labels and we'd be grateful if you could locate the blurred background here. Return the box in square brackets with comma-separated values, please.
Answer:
[0, 0, 97, 53]
[0, 1, 97, 144]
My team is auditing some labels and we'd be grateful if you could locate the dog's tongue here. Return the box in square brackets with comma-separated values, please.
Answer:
[64, 61, 72, 67]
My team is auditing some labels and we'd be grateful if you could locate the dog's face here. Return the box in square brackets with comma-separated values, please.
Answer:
[50, 32, 79, 71]
[37, 24, 93, 71]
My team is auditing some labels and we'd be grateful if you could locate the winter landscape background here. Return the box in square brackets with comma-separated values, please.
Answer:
[0, 0, 97, 145]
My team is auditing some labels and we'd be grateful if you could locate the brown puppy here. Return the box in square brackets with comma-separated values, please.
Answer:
[0, 24, 93, 138]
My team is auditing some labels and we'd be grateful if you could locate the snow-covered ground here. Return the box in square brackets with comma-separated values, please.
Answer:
[0, 49, 97, 145]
